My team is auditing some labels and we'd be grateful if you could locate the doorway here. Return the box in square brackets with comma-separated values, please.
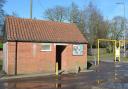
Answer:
[56, 45, 66, 71]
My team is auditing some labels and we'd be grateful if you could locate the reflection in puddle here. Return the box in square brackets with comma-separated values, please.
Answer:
[2, 62, 128, 89]
[4, 83, 8, 87]
[3, 82, 61, 89]
[115, 64, 121, 68]
[114, 72, 118, 80]
[4, 83, 17, 89]
[96, 80, 105, 85]
[101, 82, 128, 89]
[95, 69, 99, 73]
[55, 83, 61, 88]
[113, 67, 118, 81]
[55, 76, 62, 88]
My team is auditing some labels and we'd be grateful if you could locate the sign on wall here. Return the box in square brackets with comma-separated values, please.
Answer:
[73, 44, 84, 55]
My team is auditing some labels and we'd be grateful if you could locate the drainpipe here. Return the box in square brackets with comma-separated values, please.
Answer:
[15, 41, 18, 75]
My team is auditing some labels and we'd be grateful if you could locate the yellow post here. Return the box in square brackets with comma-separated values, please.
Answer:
[98, 40, 100, 64]
[114, 41, 116, 62]
[119, 41, 121, 62]
[56, 62, 58, 76]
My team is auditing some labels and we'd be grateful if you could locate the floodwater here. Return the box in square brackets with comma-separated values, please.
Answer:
[0, 61, 128, 89]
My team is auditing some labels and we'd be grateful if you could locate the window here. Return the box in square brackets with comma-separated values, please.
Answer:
[73, 44, 84, 55]
[41, 43, 51, 51]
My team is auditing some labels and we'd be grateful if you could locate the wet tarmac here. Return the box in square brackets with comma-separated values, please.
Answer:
[0, 61, 128, 89]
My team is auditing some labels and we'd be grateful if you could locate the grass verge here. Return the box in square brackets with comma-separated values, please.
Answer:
[0, 43, 3, 49]
[87, 48, 128, 62]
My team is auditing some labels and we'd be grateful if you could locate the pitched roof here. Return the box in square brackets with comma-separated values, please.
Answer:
[4, 17, 87, 43]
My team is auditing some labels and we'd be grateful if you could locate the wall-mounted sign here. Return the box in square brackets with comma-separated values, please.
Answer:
[73, 44, 84, 55]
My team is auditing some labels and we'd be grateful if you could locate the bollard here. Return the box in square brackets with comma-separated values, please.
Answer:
[56, 62, 58, 76]
[98, 40, 100, 64]
[114, 41, 117, 62]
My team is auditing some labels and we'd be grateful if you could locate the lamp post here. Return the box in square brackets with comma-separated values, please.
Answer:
[30, 0, 33, 19]
[116, 0, 126, 57]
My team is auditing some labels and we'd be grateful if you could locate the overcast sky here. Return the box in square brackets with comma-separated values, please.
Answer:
[3, 0, 128, 20]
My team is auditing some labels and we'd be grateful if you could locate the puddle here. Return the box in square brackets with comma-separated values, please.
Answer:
[115, 65, 121, 68]
[3, 83, 8, 87]
[114, 75, 118, 80]
[95, 79, 106, 85]
[55, 76, 62, 88]
[1, 62, 128, 89]
[55, 83, 62, 88]
[3, 82, 62, 89]
[101, 82, 128, 89]
[111, 70, 118, 81]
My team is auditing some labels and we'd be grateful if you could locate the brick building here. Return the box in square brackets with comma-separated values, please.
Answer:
[3, 17, 88, 75]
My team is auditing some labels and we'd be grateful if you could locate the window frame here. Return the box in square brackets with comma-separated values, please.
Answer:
[40, 43, 52, 52]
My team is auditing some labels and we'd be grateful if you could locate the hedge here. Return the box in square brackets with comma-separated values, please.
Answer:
[0, 43, 3, 49]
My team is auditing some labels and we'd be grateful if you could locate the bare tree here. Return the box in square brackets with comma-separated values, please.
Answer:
[44, 6, 67, 22]
[83, 2, 104, 52]
[44, 8, 55, 21]
[0, 0, 6, 36]
[67, 2, 80, 23]
[108, 16, 125, 40]
[77, 11, 86, 33]
[12, 11, 19, 17]
[66, 2, 85, 33]
[126, 20, 128, 40]
[43, 2, 111, 51]
[97, 20, 109, 39]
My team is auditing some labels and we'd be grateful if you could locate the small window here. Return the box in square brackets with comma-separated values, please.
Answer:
[41, 43, 51, 51]
[73, 44, 84, 55]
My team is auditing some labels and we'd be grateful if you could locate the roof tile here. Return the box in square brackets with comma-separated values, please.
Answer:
[5, 17, 87, 43]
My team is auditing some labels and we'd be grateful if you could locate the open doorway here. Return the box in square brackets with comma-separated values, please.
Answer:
[56, 45, 66, 71]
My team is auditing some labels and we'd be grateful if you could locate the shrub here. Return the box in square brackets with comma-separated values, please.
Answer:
[0, 43, 3, 50]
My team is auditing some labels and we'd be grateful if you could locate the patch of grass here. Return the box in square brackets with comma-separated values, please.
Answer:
[121, 57, 128, 62]
[0, 43, 3, 49]
[87, 48, 128, 62]
[87, 48, 114, 61]
[87, 54, 114, 61]
[0, 43, 3, 48]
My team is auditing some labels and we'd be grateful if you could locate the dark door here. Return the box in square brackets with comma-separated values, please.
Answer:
[56, 45, 66, 71]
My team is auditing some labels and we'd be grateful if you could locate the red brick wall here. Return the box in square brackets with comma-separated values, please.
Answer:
[8, 42, 16, 74]
[62, 44, 87, 73]
[7, 42, 87, 75]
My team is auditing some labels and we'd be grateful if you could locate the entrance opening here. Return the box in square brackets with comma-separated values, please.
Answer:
[56, 45, 66, 71]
